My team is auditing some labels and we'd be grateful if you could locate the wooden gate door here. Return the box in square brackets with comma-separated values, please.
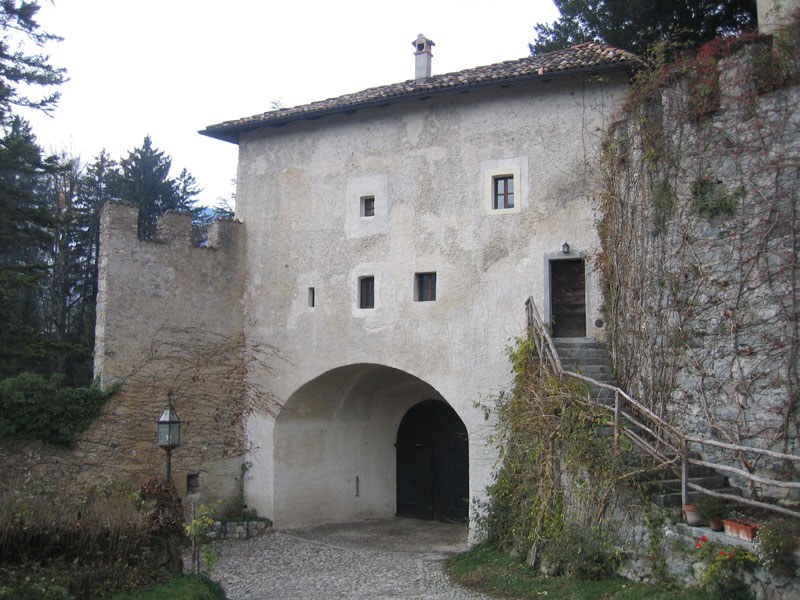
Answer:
[550, 259, 586, 338]
[395, 400, 468, 522]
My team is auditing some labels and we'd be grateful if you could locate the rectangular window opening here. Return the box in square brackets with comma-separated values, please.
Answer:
[361, 195, 375, 217]
[415, 272, 437, 302]
[186, 472, 200, 494]
[359, 276, 374, 309]
[493, 176, 514, 210]
[308, 287, 315, 308]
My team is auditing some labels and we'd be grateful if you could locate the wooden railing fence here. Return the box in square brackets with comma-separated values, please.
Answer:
[525, 297, 800, 520]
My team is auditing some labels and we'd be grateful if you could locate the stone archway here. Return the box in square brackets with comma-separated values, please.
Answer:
[271, 364, 467, 529]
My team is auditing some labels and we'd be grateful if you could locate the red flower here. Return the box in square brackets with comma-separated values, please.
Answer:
[719, 551, 726, 556]
[648, 554, 654, 560]
[701, 536, 708, 542]
[728, 552, 734, 558]
[696, 542, 702, 548]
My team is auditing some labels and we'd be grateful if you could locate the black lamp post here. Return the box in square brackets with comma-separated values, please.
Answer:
[157, 391, 181, 482]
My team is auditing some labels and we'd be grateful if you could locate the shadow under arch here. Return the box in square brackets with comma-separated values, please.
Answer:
[272, 363, 468, 529]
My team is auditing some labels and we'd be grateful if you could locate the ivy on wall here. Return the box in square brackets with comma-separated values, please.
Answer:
[596, 18, 800, 490]
[479, 337, 656, 577]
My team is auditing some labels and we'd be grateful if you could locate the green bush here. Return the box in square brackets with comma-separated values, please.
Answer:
[0, 372, 116, 445]
[0, 581, 72, 600]
[538, 522, 622, 580]
[0, 478, 184, 598]
[755, 519, 799, 575]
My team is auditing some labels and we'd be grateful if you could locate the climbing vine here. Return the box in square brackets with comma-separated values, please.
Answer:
[480, 337, 659, 577]
[596, 16, 800, 492]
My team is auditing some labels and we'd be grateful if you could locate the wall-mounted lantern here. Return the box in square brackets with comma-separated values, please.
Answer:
[562, 242, 570, 254]
[157, 391, 181, 482]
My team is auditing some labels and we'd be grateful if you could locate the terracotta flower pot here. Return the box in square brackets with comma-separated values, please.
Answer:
[684, 503, 704, 526]
[710, 517, 724, 532]
[723, 519, 758, 542]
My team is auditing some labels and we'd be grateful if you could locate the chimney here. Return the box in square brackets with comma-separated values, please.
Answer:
[757, 0, 800, 34]
[413, 34, 434, 82]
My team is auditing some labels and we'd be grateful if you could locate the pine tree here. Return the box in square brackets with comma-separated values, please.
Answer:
[113, 136, 200, 239]
[531, 0, 757, 56]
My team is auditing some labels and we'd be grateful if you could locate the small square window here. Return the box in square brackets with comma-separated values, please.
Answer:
[359, 276, 374, 309]
[493, 176, 514, 210]
[361, 196, 375, 217]
[415, 272, 436, 302]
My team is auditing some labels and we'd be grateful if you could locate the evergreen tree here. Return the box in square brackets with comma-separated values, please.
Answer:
[0, 0, 65, 126]
[113, 135, 200, 239]
[531, 0, 757, 56]
[0, 1, 63, 378]
[0, 117, 52, 376]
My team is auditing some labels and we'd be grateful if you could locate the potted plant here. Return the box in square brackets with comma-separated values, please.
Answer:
[723, 518, 759, 543]
[698, 496, 731, 532]
[684, 502, 704, 526]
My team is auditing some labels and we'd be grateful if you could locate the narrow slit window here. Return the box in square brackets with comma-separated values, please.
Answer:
[416, 272, 436, 302]
[186, 473, 199, 494]
[493, 176, 514, 210]
[361, 196, 375, 217]
[359, 276, 374, 309]
[308, 287, 315, 307]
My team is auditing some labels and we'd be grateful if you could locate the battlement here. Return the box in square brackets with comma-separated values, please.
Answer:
[100, 202, 242, 250]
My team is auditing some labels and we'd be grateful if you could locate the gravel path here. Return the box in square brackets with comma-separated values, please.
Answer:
[205, 518, 493, 600]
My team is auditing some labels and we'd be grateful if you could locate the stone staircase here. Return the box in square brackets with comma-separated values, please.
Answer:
[553, 338, 616, 403]
[552, 337, 741, 507]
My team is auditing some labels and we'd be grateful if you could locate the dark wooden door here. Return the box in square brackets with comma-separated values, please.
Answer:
[551, 259, 586, 338]
[396, 400, 469, 523]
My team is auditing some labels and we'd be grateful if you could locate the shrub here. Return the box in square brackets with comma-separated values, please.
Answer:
[0, 478, 183, 598]
[754, 519, 799, 575]
[0, 373, 116, 446]
[696, 537, 758, 600]
[0, 581, 72, 600]
[538, 522, 622, 580]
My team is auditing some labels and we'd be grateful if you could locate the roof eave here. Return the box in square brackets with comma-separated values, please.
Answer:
[199, 60, 635, 145]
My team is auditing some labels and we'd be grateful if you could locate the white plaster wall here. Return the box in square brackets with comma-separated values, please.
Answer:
[235, 72, 629, 531]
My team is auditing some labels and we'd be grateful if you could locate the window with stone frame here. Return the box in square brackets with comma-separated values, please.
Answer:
[493, 175, 514, 210]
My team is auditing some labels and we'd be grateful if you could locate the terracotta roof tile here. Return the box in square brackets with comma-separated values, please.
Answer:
[201, 42, 639, 143]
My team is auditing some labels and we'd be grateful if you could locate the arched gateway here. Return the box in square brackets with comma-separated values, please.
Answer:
[271, 364, 469, 528]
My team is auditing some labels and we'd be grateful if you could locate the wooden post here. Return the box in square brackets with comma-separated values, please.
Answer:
[614, 389, 621, 454]
[681, 438, 688, 506]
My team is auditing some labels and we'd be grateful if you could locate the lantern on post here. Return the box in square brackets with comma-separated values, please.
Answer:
[156, 391, 181, 482]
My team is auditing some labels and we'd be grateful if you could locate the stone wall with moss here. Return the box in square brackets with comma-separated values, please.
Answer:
[598, 23, 800, 493]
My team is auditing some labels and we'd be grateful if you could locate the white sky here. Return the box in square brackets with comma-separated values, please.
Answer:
[22, 0, 560, 207]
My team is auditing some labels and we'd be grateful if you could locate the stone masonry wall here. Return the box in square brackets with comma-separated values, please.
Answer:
[0, 203, 248, 511]
[600, 29, 800, 493]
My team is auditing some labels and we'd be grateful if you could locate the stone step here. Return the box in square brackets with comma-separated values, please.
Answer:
[552, 337, 607, 349]
[650, 486, 742, 508]
[560, 355, 613, 366]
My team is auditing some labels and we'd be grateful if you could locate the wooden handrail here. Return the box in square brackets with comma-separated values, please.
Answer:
[524, 296, 800, 520]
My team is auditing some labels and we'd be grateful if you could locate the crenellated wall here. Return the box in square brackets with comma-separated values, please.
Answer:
[2, 203, 248, 511]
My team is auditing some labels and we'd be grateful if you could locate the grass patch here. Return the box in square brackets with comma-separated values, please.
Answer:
[103, 574, 225, 600]
[446, 544, 711, 599]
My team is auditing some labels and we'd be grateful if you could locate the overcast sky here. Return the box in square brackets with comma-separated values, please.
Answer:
[23, 0, 560, 207]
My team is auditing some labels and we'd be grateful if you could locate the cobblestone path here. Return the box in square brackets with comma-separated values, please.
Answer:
[207, 518, 493, 600]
